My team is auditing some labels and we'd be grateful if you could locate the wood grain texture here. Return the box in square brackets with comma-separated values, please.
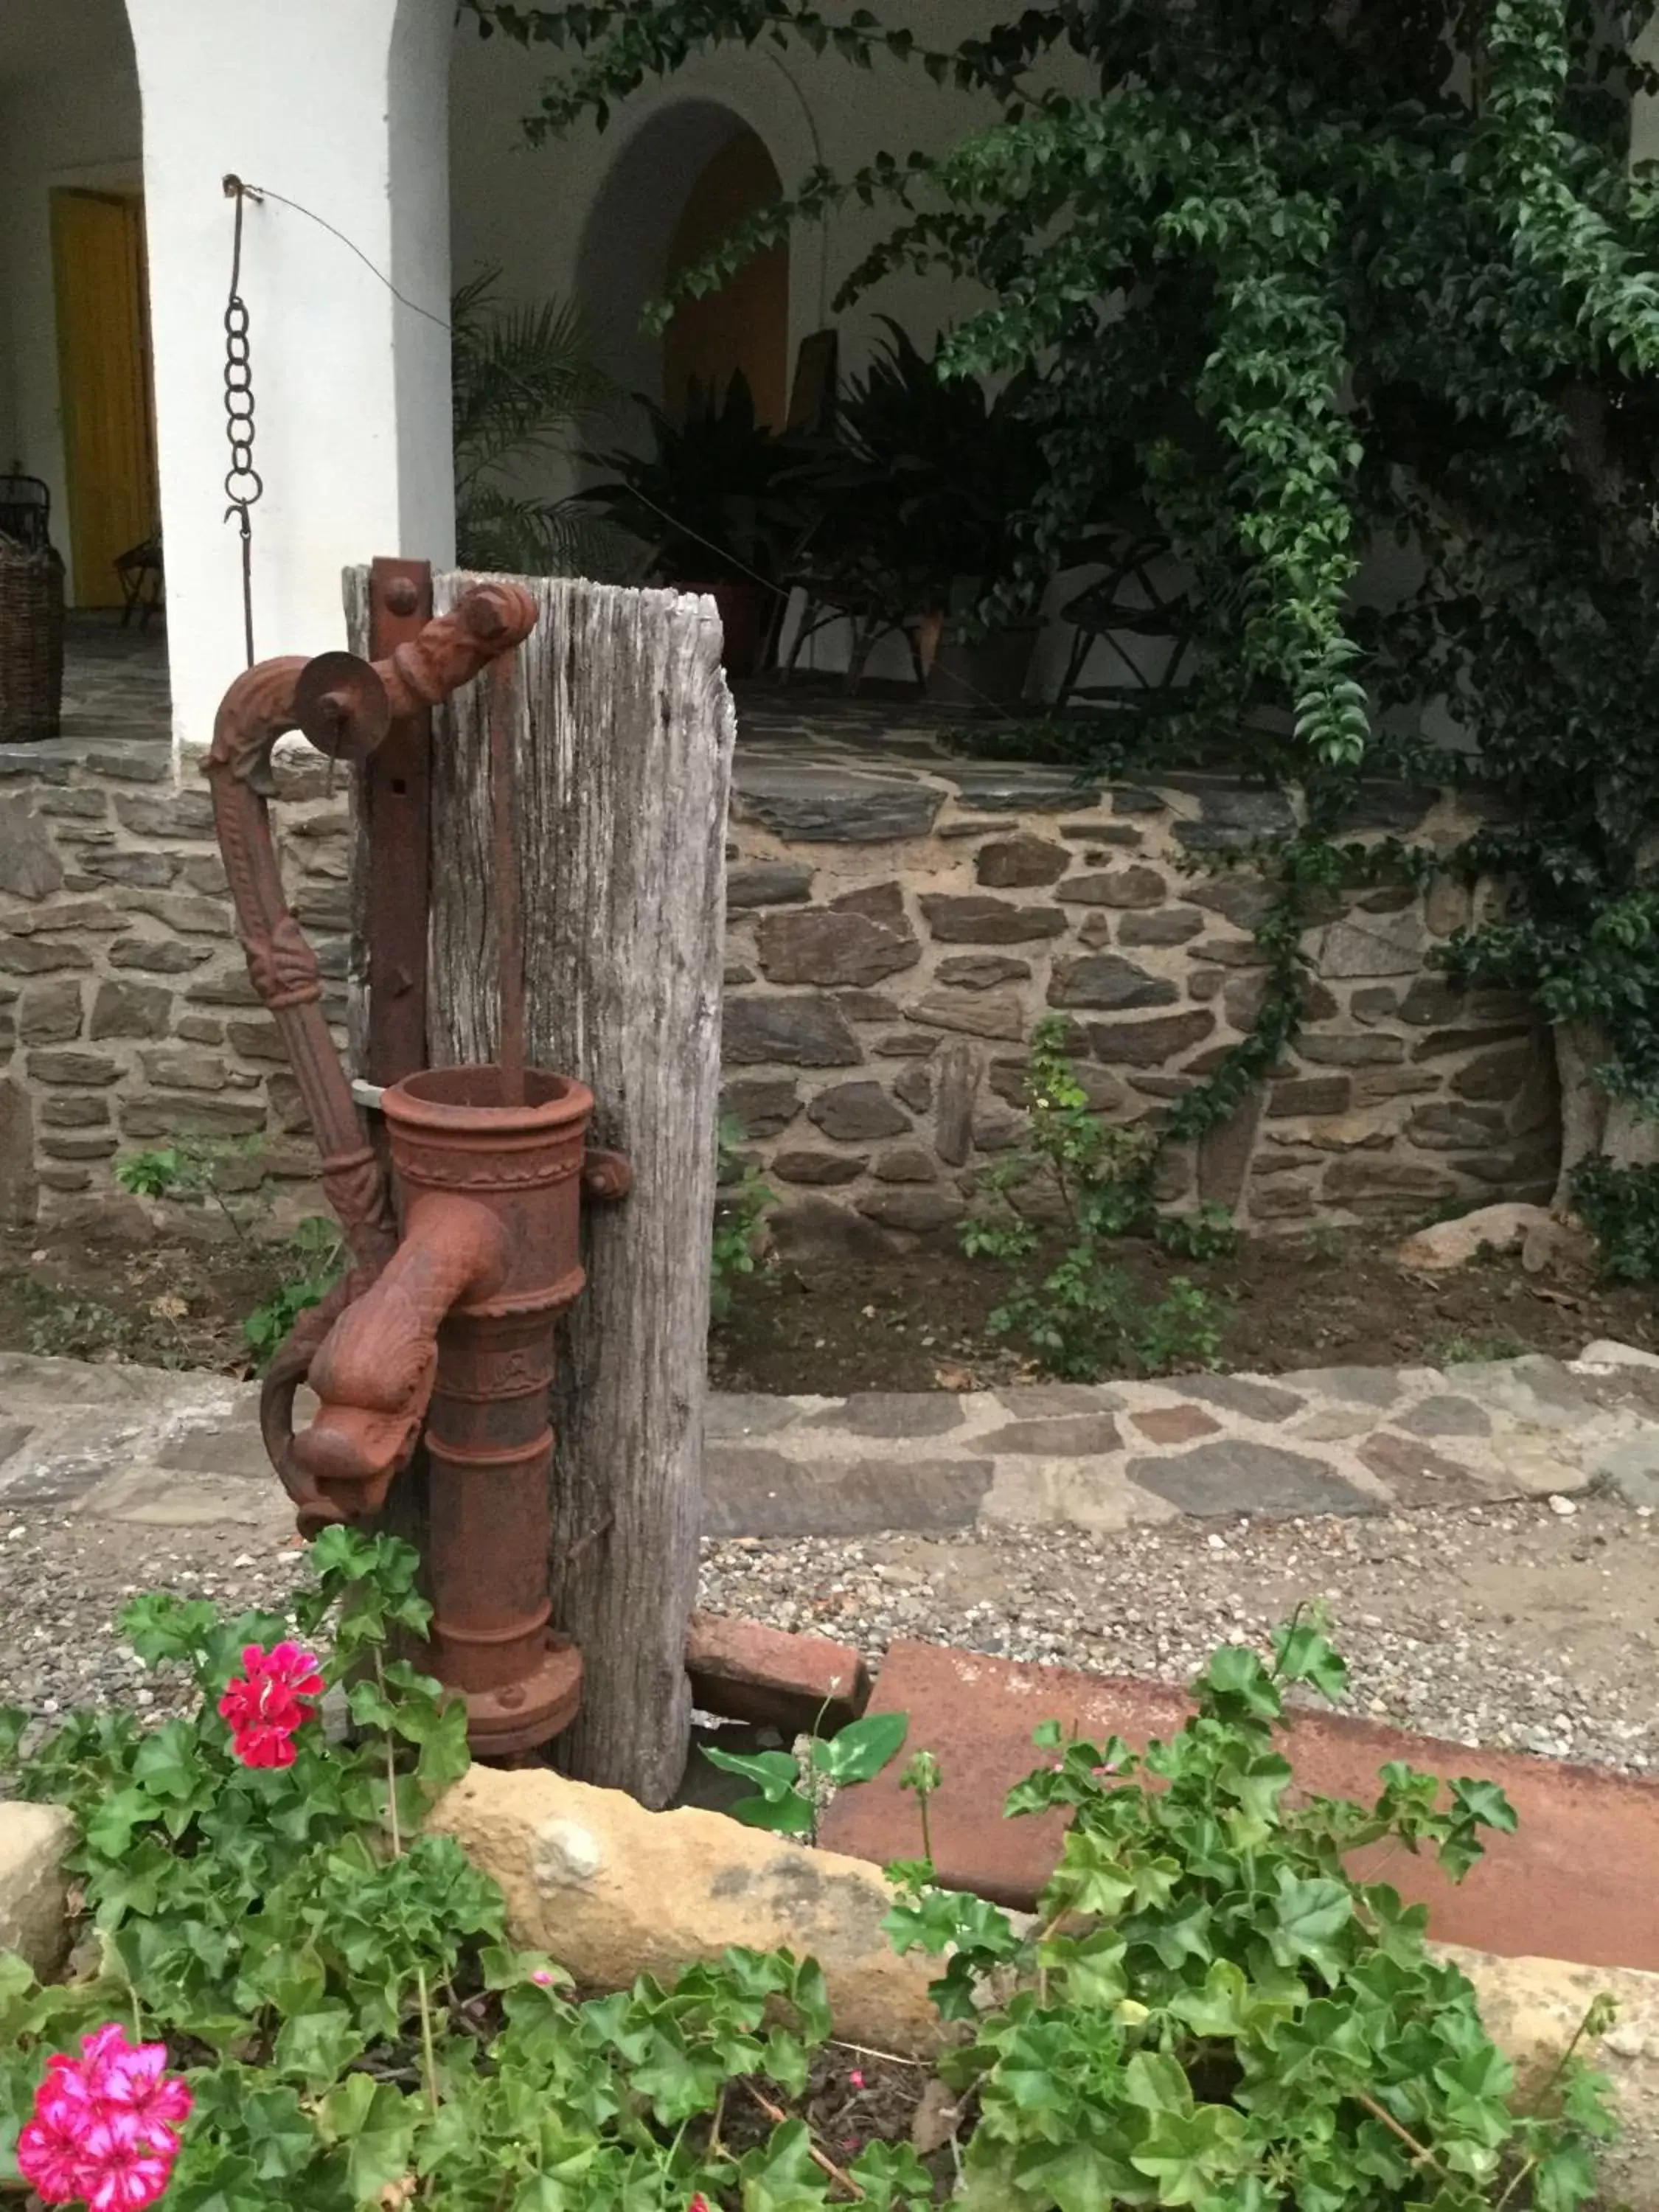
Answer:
[425, 571, 733, 1805]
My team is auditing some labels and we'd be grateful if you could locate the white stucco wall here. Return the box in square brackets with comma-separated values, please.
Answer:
[126, 0, 457, 754]
[0, 29, 142, 604]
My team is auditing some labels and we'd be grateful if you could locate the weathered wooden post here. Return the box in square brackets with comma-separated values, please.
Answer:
[348, 570, 734, 1808]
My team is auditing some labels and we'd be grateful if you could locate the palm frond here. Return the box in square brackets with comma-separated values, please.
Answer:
[455, 483, 641, 582]
[451, 265, 618, 498]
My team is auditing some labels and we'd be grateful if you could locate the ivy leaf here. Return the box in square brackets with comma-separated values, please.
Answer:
[271, 2003, 366, 2086]
[1449, 1777, 1518, 1834]
[1273, 1623, 1349, 1700]
[319, 2073, 417, 2202]
[1129, 2106, 1249, 2203]
[1267, 1869, 1353, 1980]
[811, 1711, 908, 1785]
[1195, 1646, 1282, 1722]
[1123, 2051, 1195, 2118]
[738, 2116, 833, 2211]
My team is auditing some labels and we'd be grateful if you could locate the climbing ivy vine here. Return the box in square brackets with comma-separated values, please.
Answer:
[466, 0, 1659, 1152]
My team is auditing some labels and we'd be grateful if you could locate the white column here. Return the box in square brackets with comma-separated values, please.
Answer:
[126, 0, 455, 755]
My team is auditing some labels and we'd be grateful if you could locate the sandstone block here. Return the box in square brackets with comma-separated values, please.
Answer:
[1048, 955, 1178, 1012]
[428, 1766, 940, 2052]
[1312, 909, 1427, 978]
[723, 996, 862, 1068]
[908, 991, 1026, 1041]
[18, 981, 84, 1044]
[934, 954, 1031, 990]
[0, 797, 65, 901]
[88, 980, 168, 1039]
[0, 1803, 74, 1977]
[0, 1079, 37, 1234]
[720, 1077, 800, 1138]
[1397, 1201, 1554, 1270]
[873, 1144, 938, 1183]
[770, 1150, 866, 1186]
[726, 860, 816, 908]
[1088, 1009, 1215, 1068]
[1056, 865, 1166, 908]
[855, 1187, 964, 1233]
[108, 937, 209, 973]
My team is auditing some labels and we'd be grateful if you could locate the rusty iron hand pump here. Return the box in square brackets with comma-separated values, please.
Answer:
[205, 584, 625, 1755]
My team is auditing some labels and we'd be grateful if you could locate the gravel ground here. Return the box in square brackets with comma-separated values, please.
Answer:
[2, 1495, 1657, 1775]
[702, 1496, 1659, 1774]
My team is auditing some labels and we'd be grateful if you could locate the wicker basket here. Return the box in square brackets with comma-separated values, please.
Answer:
[0, 529, 66, 743]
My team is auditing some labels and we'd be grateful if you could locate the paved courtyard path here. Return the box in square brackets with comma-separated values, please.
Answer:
[1, 1346, 1656, 1774]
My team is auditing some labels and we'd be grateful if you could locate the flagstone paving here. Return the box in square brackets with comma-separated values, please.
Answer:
[3, 1345, 1659, 1537]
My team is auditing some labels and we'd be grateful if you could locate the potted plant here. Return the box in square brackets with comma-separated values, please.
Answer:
[570, 373, 821, 674]
[807, 319, 1051, 706]
[450, 270, 625, 578]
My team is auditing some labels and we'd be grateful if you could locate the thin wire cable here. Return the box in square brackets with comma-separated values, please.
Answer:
[235, 178, 451, 331]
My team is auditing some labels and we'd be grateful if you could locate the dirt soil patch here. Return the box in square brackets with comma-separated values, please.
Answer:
[709, 1226, 1658, 1394]
[1, 1214, 1652, 1390]
[0, 1218, 286, 1374]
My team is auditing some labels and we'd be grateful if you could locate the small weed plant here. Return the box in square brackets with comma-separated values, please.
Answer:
[710, 1115, 774, 1323]
[703, 1709, 908, 1840]
[0, 1562, 1616, 2211]
[962, 1020, 1231, 1380]
[115, 1140, 345, 1371]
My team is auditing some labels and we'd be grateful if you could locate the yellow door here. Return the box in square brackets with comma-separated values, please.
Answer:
[52, 190, 159, 608]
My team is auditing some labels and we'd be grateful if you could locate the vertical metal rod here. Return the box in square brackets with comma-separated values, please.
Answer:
[490, 650, 525, 1107]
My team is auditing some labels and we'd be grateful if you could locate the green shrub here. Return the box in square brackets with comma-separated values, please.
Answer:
[961, 1020, 1231, 1380]
[0, 1565, 1615, 2211]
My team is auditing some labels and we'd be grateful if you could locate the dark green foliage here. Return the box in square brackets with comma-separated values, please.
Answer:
[451, 268, 623, 576]
[573, 370, 821, 584]
[467, 0, 1659, 1183]
[1571, 1154, 1659, 1281]
[711, 1112, 774, 1321]
[807, 318, 1048, 620]
[882, 1621, 1618, 2210]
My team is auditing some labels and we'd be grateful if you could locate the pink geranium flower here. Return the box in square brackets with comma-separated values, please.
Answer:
[17, 2026, 191, 2211]
[217, 1640, 323, 1768]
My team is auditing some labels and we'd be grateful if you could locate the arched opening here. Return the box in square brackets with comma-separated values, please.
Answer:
[662, 129, 787, 427]
[574, 100, 790, 423]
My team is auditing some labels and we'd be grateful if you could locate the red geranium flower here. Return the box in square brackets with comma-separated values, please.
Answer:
[217, 1640, 324, 1767]
[17, 2026, 191, 2212]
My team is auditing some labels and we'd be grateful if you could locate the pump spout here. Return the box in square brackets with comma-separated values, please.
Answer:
[285, 1193, 508, 1532]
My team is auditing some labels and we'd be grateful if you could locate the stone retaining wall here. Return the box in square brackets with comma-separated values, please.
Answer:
[0, 732, 350, 1231]
[722, 751, 1557, 1241]
[0, 724, 1558, 1239]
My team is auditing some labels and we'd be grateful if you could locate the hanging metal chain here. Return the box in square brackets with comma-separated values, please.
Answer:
[222, 175, 265, 669]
